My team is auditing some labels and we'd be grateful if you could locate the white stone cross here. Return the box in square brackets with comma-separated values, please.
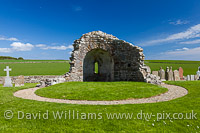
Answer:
[4, 66, 12, 77]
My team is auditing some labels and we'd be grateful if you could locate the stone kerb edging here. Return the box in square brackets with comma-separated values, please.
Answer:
[13, 83, 188, 105]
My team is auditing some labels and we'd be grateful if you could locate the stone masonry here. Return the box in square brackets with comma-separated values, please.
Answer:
[65, 31, 152, 82]
[0, 75, 64, 84]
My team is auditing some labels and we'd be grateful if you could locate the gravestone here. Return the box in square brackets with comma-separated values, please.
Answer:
[167, 66, 174, 81]
[178, 67, 184, 80]
[195, 75, 199, 80]
[158, 67, 166, 81]
[197, 67, 200, 80]
[152, 71, 159, 77]
[191, 75, 195, 81]
[3, 66, 13, 87]
[15, 75, 25, 87]
[173, 70, 180, 81]
[187, 75, 191, 81]
[165, 66, 169, 80]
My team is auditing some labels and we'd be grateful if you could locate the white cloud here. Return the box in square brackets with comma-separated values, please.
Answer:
[0, 42, 34, 53]
[11, 42, 34, 51]
[41, 45, 73, 50]
[7, 37, 18, 41]
[179, 39, 200, 44]
[0, 48, 12, 53]
[0, 36, 18, 41]
[175, 47, 189, 51]
[182, 47, 189, 50]
[167, 24, 200, 40]
[142, 24, 200, 46]
[169, 19, 190, 25]
[160, 47, 200, 60]
[43, 46, 67, 50]
[66, 45, 73, 49]
[0, 40, 73, 53]
[36, 44, 46, 47]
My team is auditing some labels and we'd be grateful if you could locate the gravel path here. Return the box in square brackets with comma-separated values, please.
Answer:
[13, 83, 188, 105]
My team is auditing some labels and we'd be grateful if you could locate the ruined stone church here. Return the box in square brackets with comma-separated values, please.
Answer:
[65, 31, 153, 83]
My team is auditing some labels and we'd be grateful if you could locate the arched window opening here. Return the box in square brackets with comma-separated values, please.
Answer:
[94, 62, 99, 74]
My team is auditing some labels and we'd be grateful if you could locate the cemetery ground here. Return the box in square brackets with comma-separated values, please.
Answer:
[0, 81, 200, 132]
[0, 60, 199, 76]
[0, 59, 200, 132]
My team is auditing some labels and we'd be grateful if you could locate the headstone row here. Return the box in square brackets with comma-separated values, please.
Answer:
[152, 67, 184, 81]
[187, 67, 200, 81]
[152, 66, 200, 81]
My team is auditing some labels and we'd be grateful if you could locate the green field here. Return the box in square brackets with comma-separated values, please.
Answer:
[0, 81, 200, 132]
[0, 62, 69, 76]
[0, 60, 67, 62]
[35, 82, 167, 101]
[0, 60, 199, 76]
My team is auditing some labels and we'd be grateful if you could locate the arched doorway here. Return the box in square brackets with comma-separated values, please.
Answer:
[83, 49, 114, 81]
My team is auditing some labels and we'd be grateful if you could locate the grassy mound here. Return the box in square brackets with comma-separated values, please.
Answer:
[35, 82, 168, 101]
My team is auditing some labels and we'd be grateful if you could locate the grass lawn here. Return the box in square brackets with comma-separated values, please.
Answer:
[0, 81, 200, 132]
[35, 82, 168, 101]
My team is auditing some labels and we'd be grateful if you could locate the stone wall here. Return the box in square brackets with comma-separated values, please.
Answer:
[0, 75, 64, 84]
[65, 31, 147, 82]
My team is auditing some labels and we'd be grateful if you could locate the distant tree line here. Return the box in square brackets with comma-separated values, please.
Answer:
[0, 56, 24, 60]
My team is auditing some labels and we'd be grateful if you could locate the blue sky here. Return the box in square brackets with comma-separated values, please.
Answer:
[0, 0, 200, 60]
